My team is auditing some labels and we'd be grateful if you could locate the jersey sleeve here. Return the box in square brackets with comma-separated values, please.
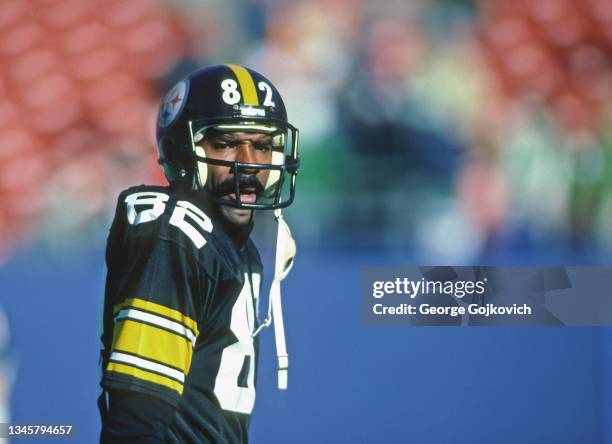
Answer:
[102, 230, 203, 407]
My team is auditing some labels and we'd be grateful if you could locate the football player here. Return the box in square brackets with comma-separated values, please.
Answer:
[98, 64, 299, 443]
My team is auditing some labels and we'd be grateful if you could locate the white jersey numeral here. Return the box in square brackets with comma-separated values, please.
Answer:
[169, 200, 213, 248]
[214, 273, 260, 414]
[125, 192, 169, 225]
[125, 192, 212, 248]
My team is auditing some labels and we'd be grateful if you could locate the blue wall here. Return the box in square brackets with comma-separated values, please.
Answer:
[605, 328, 612, 444]
[0, 246, 607, 443]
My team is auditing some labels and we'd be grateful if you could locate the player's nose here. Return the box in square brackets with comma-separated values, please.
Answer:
[235, 145, 258, 173]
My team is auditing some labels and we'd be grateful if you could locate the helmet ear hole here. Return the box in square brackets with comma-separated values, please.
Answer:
[158, 136, 194, 188]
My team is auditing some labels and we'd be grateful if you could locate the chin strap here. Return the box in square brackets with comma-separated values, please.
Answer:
[252, 208, 296, 390]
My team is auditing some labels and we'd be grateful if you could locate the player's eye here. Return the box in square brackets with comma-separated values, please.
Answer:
[211, 141, 235, 150]
[253, 141, 272, 152]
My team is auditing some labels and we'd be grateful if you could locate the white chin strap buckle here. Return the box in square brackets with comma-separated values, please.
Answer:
[252, 209, 296, 390]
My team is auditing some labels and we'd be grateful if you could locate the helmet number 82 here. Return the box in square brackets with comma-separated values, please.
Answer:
[221, 78, 275, 107]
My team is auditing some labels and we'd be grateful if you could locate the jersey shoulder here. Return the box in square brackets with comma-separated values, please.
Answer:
[109, 185, 250, 279]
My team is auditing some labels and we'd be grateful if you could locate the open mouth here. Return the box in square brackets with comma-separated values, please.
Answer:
[227, 189, 258, 204]
[216, 176, 263, 205]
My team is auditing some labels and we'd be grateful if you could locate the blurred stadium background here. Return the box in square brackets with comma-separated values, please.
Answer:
[0, 0, 611, 442]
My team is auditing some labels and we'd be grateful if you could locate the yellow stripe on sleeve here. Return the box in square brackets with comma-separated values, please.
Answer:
[107, 362, 184, 394]
[112, 319, 193, 374]
[113, 298, 199, 338]
[226, 64, 259, 105]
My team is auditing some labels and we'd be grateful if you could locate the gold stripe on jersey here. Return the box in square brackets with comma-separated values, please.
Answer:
[107, 362, 184, 394]
[113, 298, 199, 338]
[112, 319, 193, 374]
[226, 64, 259, 105]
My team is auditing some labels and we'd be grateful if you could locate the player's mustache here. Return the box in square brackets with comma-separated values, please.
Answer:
[215, 174, 264, 196]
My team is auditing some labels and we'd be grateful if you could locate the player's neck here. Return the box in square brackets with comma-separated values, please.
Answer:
[220, 216, 254, 246]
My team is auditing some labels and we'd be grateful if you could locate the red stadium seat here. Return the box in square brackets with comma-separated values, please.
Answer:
[0, 23, 44, 57]
[0, 0, 27, 31]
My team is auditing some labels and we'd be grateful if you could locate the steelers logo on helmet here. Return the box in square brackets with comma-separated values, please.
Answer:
[158, 79, 189, 128]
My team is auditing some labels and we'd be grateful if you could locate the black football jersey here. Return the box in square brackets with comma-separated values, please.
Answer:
[100, 185, 262, 443]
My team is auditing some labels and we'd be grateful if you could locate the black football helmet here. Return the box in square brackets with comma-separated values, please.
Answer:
[156, 64, 299, 209]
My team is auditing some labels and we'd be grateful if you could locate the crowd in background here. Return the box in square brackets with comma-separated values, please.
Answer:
[2, 0, 612, 263]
